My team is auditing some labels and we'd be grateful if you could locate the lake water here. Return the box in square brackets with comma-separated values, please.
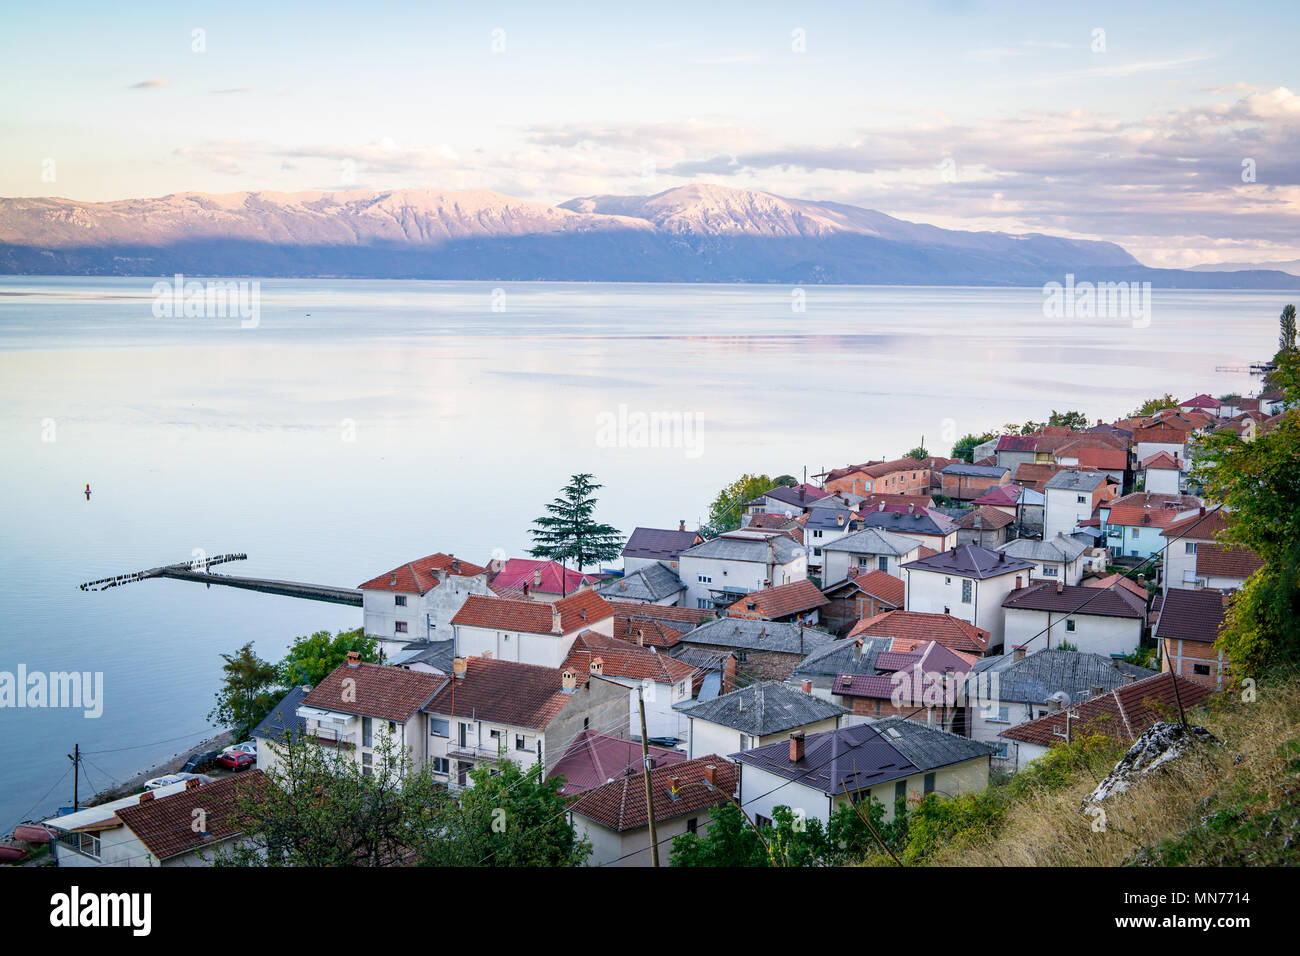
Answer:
[0, 277, 1283, 827]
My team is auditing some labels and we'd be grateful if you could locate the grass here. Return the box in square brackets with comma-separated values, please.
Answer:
[861, 671, 1300, 866]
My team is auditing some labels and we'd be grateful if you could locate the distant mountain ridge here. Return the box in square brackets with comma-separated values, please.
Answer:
[0, 184, 1295, 288]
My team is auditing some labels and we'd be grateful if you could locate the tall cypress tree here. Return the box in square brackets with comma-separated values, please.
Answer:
[528, 474, 623, 588]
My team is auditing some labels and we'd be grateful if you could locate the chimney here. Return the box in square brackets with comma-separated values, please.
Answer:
[801, 679, 813, 694]
[453, 657, 467, 679]
[534, 568, 542, 587]
[561, 669, 577, 693]
[789, 732, 806, 763]
[1015, 575, 1023, 589]
[452, 558, 461, 574]
[1088, 685, 1103, 699]
[390, 573, 397, 587]
[552, 605, 563, 634]
[703, 764, 717, 788]
[679, 519, 686, 532]
[1199, 505, 1206, 516]
[853, 637, 863, 660]
[908, 503, 915, 514]
[1013, 646, 1026, 661]
[589, 657, 604, 675]
[836, 513, 845, 527]
[1056, 581, 1064, 595]
[950, 545, 957, 557]
[185, 778, 201, 791]
[346, 651, 361, 668]
[636, 627, 645, 646]
[139, 790, 154, 802]
[580, 608, 587, 621]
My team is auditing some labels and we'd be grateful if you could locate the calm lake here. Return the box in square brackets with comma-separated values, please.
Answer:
[0, 277, 1284, 826]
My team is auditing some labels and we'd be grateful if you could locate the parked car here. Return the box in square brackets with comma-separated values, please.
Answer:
[221, 741, 258, 757]
[143, 772, 212, 791]
[181, 750, 219, 773]
[216, 750, 255, 772]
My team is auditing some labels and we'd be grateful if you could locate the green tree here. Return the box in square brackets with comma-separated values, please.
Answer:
[951, 432, 998, 463]
[280, 628, 379, 685]
[1280, 304, 1297, 354]
[219, 731, 449, 867]
[1047, 410, 1089, 430]
[704, 472, 772, 534]
[528, 473, 623, 582]
[772, 474, 799, 488]
[1127, 393, 1179, 418]
[208, 642, 282, 742]
[421, 760, 590, 867]
[1191, 349, 1300, 675]
[905, 446, 928, 460]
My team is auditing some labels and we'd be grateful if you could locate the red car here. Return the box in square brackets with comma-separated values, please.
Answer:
[216, 750, 255, 772]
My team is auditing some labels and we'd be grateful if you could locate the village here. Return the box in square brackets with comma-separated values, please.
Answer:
[20, 375, 1293, 868]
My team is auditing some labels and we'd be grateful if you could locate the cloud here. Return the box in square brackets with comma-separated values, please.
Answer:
[129, 78, 170, 89]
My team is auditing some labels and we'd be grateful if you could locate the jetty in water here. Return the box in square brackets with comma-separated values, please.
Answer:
[78, 554, 363, 607]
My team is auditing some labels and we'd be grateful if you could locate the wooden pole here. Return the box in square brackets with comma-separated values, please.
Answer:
[638, 686, 660, 867]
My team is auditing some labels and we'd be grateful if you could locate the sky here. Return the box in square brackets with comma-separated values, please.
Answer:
[1, 0, 1298, 267]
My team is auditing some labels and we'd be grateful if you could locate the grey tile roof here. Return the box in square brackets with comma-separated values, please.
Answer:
[596, 562, 685, 603]
[804, 507, 858, 532]
[732, 717, 995, 796]
[751, 485, 824, 508]
[820, 526, 918, 556]
[251, 685, 309, 743]
[904, 544, 1035, 578]
[1045, 470, 1110, 492]
[622, 527, 700, 561]
[941, 463, 1010, 478]
[859, 509, 958, 537]
[680, 532, 805, 564]
[997, 534, 1088, 564]
[668, 645, 735, 671]
[674, 680, 844, 735]
[969, 648, 1156, 705]
[389, 639, 456, 673]
[792, 635, 895, 678]
[1003, 582, 1145, 619]
[678, 618, 836, 656]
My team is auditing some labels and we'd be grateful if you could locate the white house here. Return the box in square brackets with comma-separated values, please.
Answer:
[996, 534, 1088, 585]
[1160, 507, 1228, 592]
[358, 552, 493, 659]
[819, 527, 921, 586]
[902, 545, 1035, 651]
[594, 562, 686, 606]
[1002, 581, 1146, 658]
[674, 680, 844, 759]
[563, 632, 700, 742]
[1100, 493, 1201, 561]
[620, 525, 702, 576]
[1043, 471, 1115, 541]
[569, 758, 739, 866]
[732, 720, 993, 826]
[451, 590, 615, 669]
[1139, 451, 1184, 495]
[678, 529, 807, 610]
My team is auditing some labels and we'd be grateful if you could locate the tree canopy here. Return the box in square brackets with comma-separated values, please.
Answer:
[281, 628, 379, 685]
[207, 642, 281, 742]
[705, 472, 772, 534]
[951, 432, 997, 462]
[528, 473, 623, 574]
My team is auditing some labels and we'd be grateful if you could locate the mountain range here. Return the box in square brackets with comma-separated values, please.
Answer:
[1, 183, 1296, 287]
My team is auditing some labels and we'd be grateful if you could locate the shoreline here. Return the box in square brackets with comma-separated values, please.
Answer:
[82, 729, 235, 810]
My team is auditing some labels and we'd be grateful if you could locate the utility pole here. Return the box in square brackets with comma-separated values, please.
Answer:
[638, 686, 660, 867]
[67, 743, 81, 809]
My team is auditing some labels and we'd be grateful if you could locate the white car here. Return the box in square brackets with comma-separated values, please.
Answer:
[143, 772, 211, 791]
[221, 741, 258, 757]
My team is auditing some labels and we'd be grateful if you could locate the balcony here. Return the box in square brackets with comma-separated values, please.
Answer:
[444, 741, 507, 762]
[308, 726, 357, 751]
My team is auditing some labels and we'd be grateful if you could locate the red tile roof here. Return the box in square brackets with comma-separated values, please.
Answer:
[116, 772, 268, 862]
[972, 485, 1022, 508]
[609, 602, 717, 627]
[954, 506, 1015, 530]
[841, 569, 905, 608]
[1003, 581, 1146, 619]
[491, 558, 600, 595]
[1140, 451, 1181, 470]
[727, 579, 829, 620]
[568, 756, 738, 832]
[1196, 544, 1264, 580]
[1012, 462, 1063, 490]
[614, 616, 685, 648]
[847, 610, 989, 656]
[423, 656, 592, 729]
[302, 661, 445, 722]
[452, 589, 614, 634]
[1160, 508, 1228, 540]
[1057, 444, 1127, 471]
[1083, 573, 1150, 601]
[563, 632, 701, 685]
[358, 552, 487, 593]
[1000, 672, 1215, 747]
[858, 493, 935, 512]
[546, 731, 687, 796]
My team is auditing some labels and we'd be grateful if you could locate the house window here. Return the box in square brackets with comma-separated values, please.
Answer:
[894, 780, 906, 804]
[697, 574, 712, 584]
[1041, 565, 1058, 577]
[457, 763, 468, 787]
[813, 530, 823, 538]
[395, 595, 407, 606]
[813, 547, 822, 557]
[878, 556, 888, 572]
[388, 721, 396, 733]
[1076, 495, 1087, 504]
[431, 757, 449, 774]
[516, 734, 528, 751]
[697, 599, 711, 609]
[989, 706, 1010, 724]
[362, 717, 373, 748]
[395, 621, 408, 634]
[739, 734, 751, 751]
[961, 580, 972, 604]
[1193, 663, 1211, 676]
[923, 772, 936, 795]
[687, 818, 698, 834]
[754, 814, 773, 830]
[1185, 542, 1197, 554]
[1065, 619, 1076, 632]
[361, 751, 373, 777]
[429, 717, 449, 737]
[994, 741, 1009, 758]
